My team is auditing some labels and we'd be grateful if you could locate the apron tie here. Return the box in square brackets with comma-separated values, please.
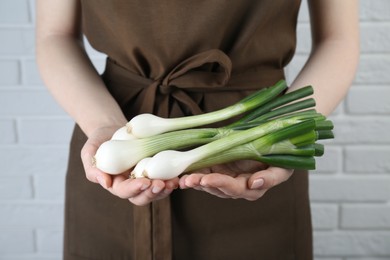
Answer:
[137, 49, 232, 117]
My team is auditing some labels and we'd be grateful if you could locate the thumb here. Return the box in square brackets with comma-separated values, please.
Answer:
[81, 139, 113, 189]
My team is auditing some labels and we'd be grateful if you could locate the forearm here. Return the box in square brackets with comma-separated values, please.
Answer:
[36, 35, 127, 137]
[288, 38, 359, 116]
[288, 0, 359, 116]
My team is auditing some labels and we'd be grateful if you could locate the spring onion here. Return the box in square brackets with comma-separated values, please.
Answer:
[141, 115, 322, 179]
[94, 81, 335, 179]
[94, 128, 225, 174]
[111, 126, 137, 140]
[229, 85, 314, 127]
[127, 80, 287, 138]
[131, 157, 151, 178]
[131, 119, 329, 178]
[186, 122, 332, 172]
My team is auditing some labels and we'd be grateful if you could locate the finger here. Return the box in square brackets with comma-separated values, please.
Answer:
[95, 172, 113, 189]
[82, 152, 114, 189]
[123, 178, 178, 205]
[201, 173, 269, 201]
[165, 177, 180, 190]
[248, 167, 294, 190]
[197, 186, 232, 199]
[179, 167, 211, 188]
[108, 176, 151, 199]
[178, 175, 188, 189]
[200, 173, 248, 198]
[128, 180, 166, 206]
[183, 173, 205, 189]
[129, 190, 171, 206]
[81, 141, 100, 183]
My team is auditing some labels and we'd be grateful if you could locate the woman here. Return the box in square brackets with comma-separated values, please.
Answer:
[36, 1, 359, 259]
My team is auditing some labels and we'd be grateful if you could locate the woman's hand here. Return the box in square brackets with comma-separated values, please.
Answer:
[80, 126, 179, 206]
[179, 160, 293, 201]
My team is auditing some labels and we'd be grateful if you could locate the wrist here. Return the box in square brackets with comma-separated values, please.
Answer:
[81, 115, 128, 138]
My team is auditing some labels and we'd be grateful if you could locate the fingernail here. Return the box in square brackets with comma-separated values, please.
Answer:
[96, 175, 107, 189]
[251, 178, 264, 189]
[152, 186, 163, 194]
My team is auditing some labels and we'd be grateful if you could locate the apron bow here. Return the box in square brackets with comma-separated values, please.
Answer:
[138, 49, 232, 116]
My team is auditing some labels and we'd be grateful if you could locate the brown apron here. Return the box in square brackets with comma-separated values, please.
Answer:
[64, 1, 312, 259]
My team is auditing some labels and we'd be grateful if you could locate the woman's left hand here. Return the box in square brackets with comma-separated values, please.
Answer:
[179, 160, 293, 201]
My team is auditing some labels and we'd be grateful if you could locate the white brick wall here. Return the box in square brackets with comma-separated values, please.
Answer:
[0, 1, 389, 259]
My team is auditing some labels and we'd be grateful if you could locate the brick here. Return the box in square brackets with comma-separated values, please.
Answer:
[36, 228, 63, 254]
[0, 119, 17, 144]
[0, 90, 67, 116]
[0, 202, 64, 227]
[0, 28, 35, 55]
[360, 1, 390, 21]
[355, 55, 390, 84]
[22, 59, 44, 86]
[341, 204, 390, 229]
[19, 118, 74, 145]
[314, 231, 390, 256]
[309, 176, 390, 202]
[360, 23, 390, 53]
[331, 117, 390, 144]
[313, 146, 341, 174]
[0, 176, 32, 199]
[0, 147, 69, 176]
[311, 203, 338, 230]
[345, 146, 390, 173]
[346, 86, 390, 114]
[0, 60, 20, 85]
[0, 0, 30, 24]
[34, 174, 65, 200]
[0, 228, 35, 254]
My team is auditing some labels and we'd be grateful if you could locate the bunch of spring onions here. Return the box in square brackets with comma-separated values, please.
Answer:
[94, 80, 334, 180]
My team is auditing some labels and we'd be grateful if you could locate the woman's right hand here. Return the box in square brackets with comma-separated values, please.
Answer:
[80, 126, 179, 206]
